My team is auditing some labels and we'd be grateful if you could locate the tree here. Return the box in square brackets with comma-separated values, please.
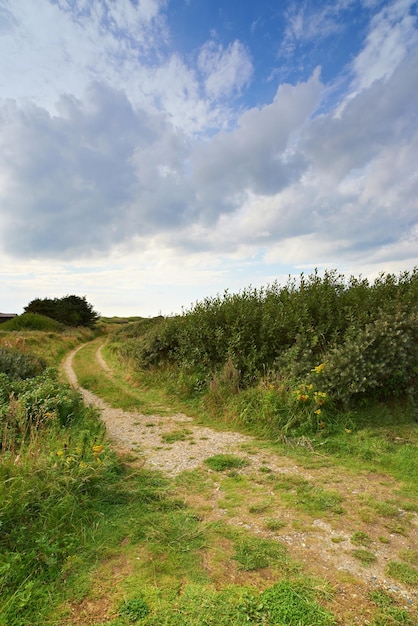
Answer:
[24, 295, 100, 327]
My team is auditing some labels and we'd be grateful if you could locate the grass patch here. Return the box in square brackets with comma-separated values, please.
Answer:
[161, 429, 192, 444]
[273, 474, 345, 516]
[232, 536, 291, 571]
[385, 561, 418, 585]
[264, 518, 287, 532]
[351, 549, 377, 565]
[351, 531, 372, 547]
[204, 454, 249, 471]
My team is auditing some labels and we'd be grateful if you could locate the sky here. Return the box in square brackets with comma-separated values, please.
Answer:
[0, 0, 417, 317]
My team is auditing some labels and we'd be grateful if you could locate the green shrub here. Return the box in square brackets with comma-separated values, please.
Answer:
[317, 308, 418, 406]
[0, 369, 86, 451]
[0, 347, 46, 379]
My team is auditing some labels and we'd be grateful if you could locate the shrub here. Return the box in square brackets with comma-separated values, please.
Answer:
[316, 308, 418, 407]
[0, 347, 46, 380]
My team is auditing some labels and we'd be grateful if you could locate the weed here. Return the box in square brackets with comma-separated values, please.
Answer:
[254, 580, 337, 625]
[248, 501, 271, 514]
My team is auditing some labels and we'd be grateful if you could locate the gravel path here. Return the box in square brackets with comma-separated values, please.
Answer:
[62, 345, 252, 475]
[61, 343, 418, 619]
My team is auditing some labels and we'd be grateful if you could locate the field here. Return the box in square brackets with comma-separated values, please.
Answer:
[0, 270, 417, 625]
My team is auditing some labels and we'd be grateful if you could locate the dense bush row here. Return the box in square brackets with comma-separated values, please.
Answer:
[112, 269, 418, 414]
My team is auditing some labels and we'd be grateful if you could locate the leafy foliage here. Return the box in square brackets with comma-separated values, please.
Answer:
[110, 269, 418, 432]
[0, 347, 46, 380]
[24, 295, 100, 327]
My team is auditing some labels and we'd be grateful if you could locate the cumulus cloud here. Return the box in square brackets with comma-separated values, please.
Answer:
[0, 0, 417, 284]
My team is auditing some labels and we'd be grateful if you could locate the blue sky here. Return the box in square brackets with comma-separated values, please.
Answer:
[0, 0, 417, 317]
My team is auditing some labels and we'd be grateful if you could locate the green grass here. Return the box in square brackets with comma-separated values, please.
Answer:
[161, 429, 193, 444]
[73, 339, 182, 415]
[204, 454, 249, 472]
[351, 549, 377, 565]
[272, 474, 345, 516]
[385, 561, 418, 585]
[232, 535, 290, 571]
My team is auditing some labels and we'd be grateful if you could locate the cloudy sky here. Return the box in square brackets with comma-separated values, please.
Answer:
[0, 0, 417, 317]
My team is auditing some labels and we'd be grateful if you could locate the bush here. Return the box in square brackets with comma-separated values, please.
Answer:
[0, 347, 46, 380]
[0, 369, 85, 451]
[317, 308, 418, 406]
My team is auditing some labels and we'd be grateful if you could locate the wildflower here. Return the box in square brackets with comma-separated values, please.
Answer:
[314, 409, 322, 415]
[92, 445, 104, 456]
[345, 428, 352, 434]
[312, 363, 326, 374]
[314, 391, 327, 405]
[79, 461, 87, 468]
[297, 394, 309, 402]
[56, 450, 64, 457]
[96, 457, 102, 465]
[318, 421, 325, 429]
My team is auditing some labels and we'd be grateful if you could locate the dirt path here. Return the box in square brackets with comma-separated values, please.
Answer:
[62, 344, 418, 624]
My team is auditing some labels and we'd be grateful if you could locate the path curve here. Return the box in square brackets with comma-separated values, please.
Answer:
[62, 344, 252, 475]
[61, 343, 418, 615]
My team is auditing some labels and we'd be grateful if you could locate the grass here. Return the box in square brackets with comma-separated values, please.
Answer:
[272, 474, 345, 516]
[73, 339, 183, 415]
[232, 535, 290, 571]
[385, 561, 418, 585]
[6, 327, 413, 625]
[351, 549, 377, 565]
[204, 454, 249, 471]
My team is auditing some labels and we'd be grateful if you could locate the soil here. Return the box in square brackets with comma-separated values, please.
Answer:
[62, 344, 418, 625]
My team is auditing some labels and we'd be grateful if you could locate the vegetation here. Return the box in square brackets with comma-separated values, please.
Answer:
[0, 312, 63, 332]
[1, 269, 417, 625]
[24, 294, 100, 327]
[109, 269, 418, 435]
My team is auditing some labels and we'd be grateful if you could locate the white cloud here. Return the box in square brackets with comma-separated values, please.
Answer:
[197, 39, 253, 100]
[352, 0, 418, 91]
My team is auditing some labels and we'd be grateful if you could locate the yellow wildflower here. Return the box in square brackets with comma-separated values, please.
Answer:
[92, 445, 104, 455]
[345, 428, 352, 434]
[312, 363, 326, 374]
[56, 450, 64, 457]
[297, 394, 309, 402]
[314, 409, 322, 415]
